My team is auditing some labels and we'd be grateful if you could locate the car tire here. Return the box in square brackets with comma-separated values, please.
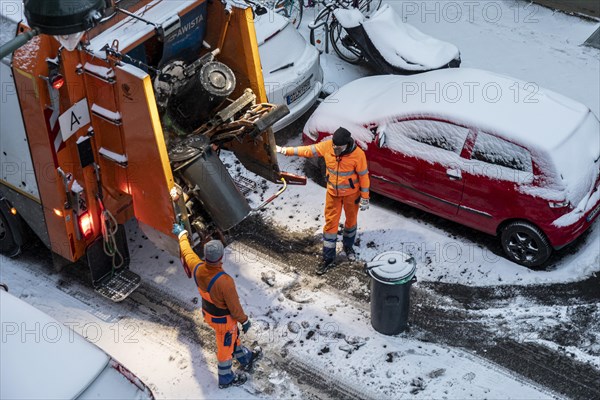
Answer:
[0, 210, 21, 257]
[500, 221, 551, 268]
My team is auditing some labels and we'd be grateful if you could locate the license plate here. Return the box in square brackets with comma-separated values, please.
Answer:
[286, 75, 312, 105]
[587, 203, 600, 222]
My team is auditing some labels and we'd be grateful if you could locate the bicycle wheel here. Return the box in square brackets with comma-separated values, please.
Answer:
[329, 20, 362, 64]
[341, 0, 381, 15]
[358, 0, 381, 16]
[274, 0, 303, 28]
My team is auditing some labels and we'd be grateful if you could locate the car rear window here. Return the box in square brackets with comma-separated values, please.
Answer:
[471, 131, 533, 173]
[549, 111, 600, 205]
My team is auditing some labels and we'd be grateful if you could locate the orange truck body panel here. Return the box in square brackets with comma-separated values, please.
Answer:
[114, 64, 175, 234]
[12, 35, 85, 261]
[7, 0, 280, 264]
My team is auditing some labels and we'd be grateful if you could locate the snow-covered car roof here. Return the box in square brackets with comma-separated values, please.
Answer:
[305, 68, 591, 152]
[0, 290, 110, 399]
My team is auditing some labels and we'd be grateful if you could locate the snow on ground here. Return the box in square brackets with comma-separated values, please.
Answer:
[126, 234, 557, 398]
[1, 239, 555, 399]
[478, 295, 600, 370]
[0, 257, 262, 399]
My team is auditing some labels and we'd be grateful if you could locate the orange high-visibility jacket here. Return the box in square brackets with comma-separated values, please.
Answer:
[285, 140, 370, 198]
[179, 236, 248, 323]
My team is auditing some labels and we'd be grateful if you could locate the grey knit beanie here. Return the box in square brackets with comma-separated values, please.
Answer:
[204, 240, 224, 263]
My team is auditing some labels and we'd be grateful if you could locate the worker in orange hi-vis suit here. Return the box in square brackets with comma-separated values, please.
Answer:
[277, 127, 370, 275]
[172, 224, 261, 389]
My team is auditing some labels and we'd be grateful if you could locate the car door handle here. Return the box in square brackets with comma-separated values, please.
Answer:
[446, 169, 462, 181]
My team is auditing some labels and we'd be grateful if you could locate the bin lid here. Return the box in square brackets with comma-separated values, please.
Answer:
[366, 251, 416, 284]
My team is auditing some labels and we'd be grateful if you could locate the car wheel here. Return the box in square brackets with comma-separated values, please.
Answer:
[500, 221, 551, 268]
[0, 211, 20, 257]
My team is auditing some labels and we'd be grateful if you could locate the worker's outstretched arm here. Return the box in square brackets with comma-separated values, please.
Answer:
[277, 141, 327, 158]
[179, 233, 203, 271]
[173, 223, 203, 271]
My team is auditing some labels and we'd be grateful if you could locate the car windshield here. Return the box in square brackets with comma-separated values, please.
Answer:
[549, 111, 600, 206]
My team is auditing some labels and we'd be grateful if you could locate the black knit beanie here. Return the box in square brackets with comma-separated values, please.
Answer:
[332, 127, 352, 146]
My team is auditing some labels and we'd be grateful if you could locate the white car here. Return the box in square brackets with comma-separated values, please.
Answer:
[0, 289, 154, 399]
[255, 11, 323, 132]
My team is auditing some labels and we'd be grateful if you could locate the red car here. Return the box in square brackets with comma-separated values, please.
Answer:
[303, 69, 600, 267]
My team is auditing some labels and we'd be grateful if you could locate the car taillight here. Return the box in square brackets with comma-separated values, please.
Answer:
[78, 211, 93, 238]
[548, 200, 570, 208]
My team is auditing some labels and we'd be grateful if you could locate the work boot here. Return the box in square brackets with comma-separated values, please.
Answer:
[218, 372, 247, 389]
[240, 346, 262, 372]
[316, 258, 336, 275]
[343, 246, 356, 261]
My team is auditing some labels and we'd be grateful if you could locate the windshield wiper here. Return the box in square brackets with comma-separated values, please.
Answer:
[270, 62, 294, 74]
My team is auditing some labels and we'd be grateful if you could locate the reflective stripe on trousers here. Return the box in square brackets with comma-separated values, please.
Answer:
[343, 225, 357, 249]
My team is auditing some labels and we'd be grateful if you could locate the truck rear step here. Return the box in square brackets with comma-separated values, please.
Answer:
[86, 224, 140, 302]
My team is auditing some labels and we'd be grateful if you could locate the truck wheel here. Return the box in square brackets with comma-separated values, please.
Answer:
[0, 211, 20, 257]
[500, 221, 551, 268]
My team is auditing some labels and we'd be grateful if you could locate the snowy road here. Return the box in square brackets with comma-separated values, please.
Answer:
[229, 215, 600, 399]
[2, 215, 599, 398]
[1, 235, 564, 399]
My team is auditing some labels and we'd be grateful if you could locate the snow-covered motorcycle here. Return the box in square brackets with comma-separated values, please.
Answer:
[312, 3, 461, 74]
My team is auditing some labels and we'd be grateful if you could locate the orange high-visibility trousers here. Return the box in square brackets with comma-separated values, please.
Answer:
[323, 192, 360, 260]
[204, 312, 242, 361]
[203, 311, 251, 384]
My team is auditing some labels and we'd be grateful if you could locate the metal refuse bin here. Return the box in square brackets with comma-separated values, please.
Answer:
[366, 251, 417, 335]
[173, 144, 252, 231]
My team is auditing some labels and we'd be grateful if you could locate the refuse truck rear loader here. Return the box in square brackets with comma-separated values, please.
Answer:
[0, 0, 302, 301]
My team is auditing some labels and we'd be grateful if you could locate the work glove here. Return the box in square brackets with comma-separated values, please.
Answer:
[169, 187, 180, 201]
[359, 198, 370, 211]
[172, 223, 187, 239]
[275, 145, 288, 154]
[241, 319, 252, 334]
